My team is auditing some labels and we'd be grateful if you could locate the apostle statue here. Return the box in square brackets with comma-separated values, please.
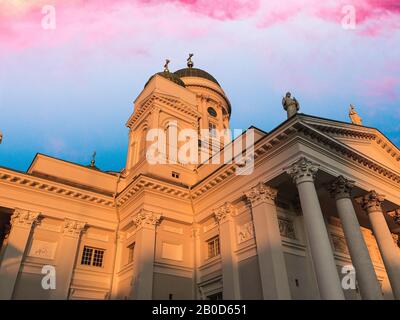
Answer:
[282, 92, 300, 118]
[349, 104, 362, 125]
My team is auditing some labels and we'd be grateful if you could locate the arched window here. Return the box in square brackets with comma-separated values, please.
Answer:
[139, 126, 148, 157]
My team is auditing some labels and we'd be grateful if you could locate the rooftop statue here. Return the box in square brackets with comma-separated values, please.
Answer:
[282, 92, 300, 118]
[187, 53, 194, 68]
[164, 59, 170, 73]
[349, 104, 362, 125]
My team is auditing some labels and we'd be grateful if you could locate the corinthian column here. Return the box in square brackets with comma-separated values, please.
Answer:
[213, 202, 241, 300]
[244, 183, 291, 299]
[51, 218, 86, 299]
[356, 191, 400, 299]
[286, 157, 344, 300]
[329, 176, 383, 300]
[130, 209, 161, 300]
[0, 209, 41, 299]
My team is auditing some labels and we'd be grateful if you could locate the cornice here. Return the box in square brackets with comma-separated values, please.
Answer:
[191, 125, 299, 200]
[116, 174, 190, 207]
[126, 93, 200, 129]
[303, 118, 400, 163]
[0, 167, 114, 207]
[297, 122, 400, 183]
[191, 118, 400, 201]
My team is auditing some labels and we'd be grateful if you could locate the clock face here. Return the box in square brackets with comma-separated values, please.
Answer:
[207, 107, 217, 117]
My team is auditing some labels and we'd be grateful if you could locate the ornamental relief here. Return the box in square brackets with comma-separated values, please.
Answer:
[28, 240, 57, 260]
[11, 209, 41, 228]
[278, 217, 296, 240]
[331, 233, 349, 255]
[392, 233, 400, 248]
[236, 221, 254, 244]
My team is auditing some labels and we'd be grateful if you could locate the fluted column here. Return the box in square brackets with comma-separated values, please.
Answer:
[356, 191, 400, 299]
[130, 209, 161, 300]
[286, 157, 344, 300]
[329, 176, 383, 300]
[214, 203, 241, 300]
[245, 183, 291, 299]
[0, 209, 41, 299]
[51, 218, 86, 299]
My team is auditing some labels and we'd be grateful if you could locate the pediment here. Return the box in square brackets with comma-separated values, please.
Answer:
[300, 115, 400, 173]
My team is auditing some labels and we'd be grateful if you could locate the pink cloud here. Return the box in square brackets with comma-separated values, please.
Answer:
[138, 0, 260, 20]
[257, 0, 400, 36]
[1, 0, 399, 57]
[364, 76, 400, 101]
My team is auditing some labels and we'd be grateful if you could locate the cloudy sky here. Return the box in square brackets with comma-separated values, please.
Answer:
[0, 0, 399, 172]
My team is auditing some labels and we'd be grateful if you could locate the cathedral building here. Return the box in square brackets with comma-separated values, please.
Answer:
[0, 57, 400, 300]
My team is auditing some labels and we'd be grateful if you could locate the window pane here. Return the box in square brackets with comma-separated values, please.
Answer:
[81, 247, 93, 265]
[93, 249, 104, 267]
[207, 237, 220, 258]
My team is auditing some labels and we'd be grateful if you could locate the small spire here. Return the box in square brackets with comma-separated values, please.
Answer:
[90, 151, 96, 167]
[164, 59, 170, 72]
[187, 53, 194, 68]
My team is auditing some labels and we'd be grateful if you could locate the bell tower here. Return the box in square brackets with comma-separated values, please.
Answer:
[124, 56, 232, 184]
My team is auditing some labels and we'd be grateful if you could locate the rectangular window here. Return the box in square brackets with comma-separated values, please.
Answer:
[81, 246, 105, 267]
[171, 171, 180, 179]
[208, 122, 217, 137]
[207, 236, 220, 259]
[81, 246, 93, 266]
[128, 243, 135, 264]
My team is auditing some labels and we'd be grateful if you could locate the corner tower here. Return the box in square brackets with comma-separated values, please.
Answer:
[174, 54, 231, 134]
[124, 56, 232, 185]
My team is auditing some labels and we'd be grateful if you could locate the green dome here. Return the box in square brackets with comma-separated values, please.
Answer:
[174, 68, 220, 86]
[144, 71, 186, 88]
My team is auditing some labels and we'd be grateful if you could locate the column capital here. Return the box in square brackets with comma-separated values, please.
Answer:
[133, 209, 161, 230]
[213, 202, 236, 224]
[329, 175, 355, 200]
[63, 218, 87, 238]
[388, 209, 400, 225]
[244, 182, 277, 207]
[355, 190, 385, 214]
[392, 233, 400, 248]
[286, 157, 319, 184]
[11, 208, 41, 229]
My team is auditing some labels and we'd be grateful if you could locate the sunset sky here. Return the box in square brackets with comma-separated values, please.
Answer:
[0, 0, 399, 172]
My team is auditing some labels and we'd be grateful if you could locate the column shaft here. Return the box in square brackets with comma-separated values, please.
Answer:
[130, 209, 160, 300]
[51, 219, 86, 299]
[369, 210, 400, 299]
[214, 203, 241, 300]
[0, 209, 40, 300]
[336, 197, 383, 299]
[287, 158, 344, 300]
[330, 176, 382, 299]
[356, 191, 400, 300]
[245, 183, 291, 299]
[297, 181, 344, 299]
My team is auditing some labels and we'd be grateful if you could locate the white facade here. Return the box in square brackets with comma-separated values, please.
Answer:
[0, 65, 400, 300]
